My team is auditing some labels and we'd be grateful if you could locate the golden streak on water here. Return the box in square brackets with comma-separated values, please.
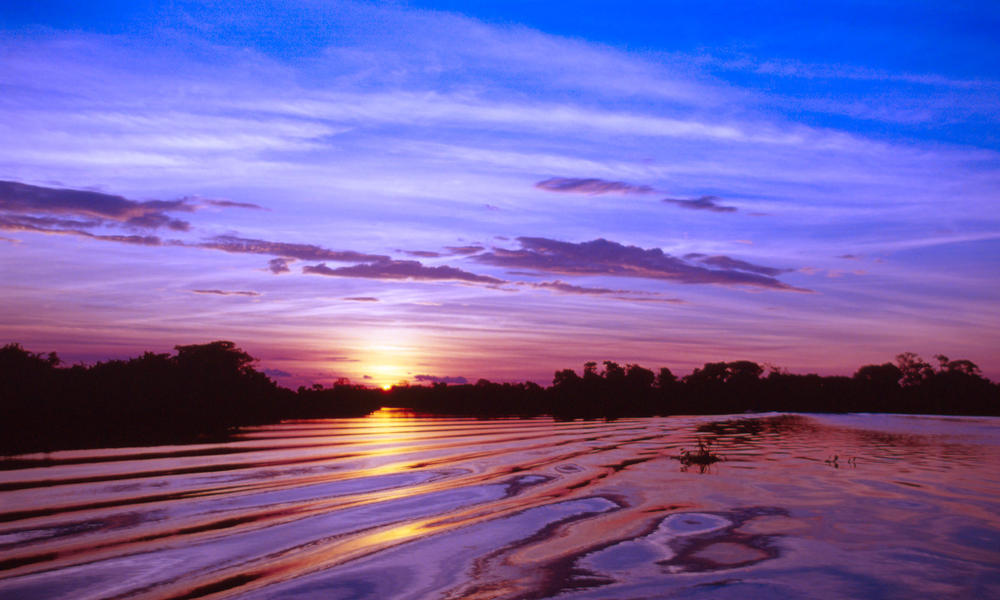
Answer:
[0, 410, 999, 599]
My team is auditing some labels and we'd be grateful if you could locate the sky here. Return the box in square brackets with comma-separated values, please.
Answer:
[1, 0, 999, 387]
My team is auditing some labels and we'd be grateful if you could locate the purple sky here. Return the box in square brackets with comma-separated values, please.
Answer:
[2, 1, 998, 386]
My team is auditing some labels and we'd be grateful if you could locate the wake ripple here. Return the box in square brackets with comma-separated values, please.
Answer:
[1, 411, 999, 599]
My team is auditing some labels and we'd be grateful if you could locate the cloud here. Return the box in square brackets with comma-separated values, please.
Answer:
[533, 179, 738, 213]
[199, 235, 389, 263]
[0, 214, 103, 230]
[838, 254, 862, 260]
[191, 289, 261, 297]
[690, 255, 790, 277]
[535, 177, 655, 195]
[268, 257, 292, 274]
[262, 368, 292, 378]
[663, 195, 737, 212]
[474, 237, 807, 291]
[0, 180, 195, 230]
[324, 355, 361, 363]
[203, 198, 266, 210]
[0, 182, 278, 251]
[303, 259, 505, 284]
[1, 181, 503, 289]
[528, 280, 625, 295]
[90, 233, 163, 246]
[343, 296, 379, 302]
[400, 246, 483, 258]
[0, 214, 165, 245]
[413, 374, 469, 385]
[123, 212, 191, 231]
[444, 245, 484, 255]
[526, 280, 640, 296]
[525, 280, 686, 303]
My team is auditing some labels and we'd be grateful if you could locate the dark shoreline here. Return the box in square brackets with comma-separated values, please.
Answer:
[3, 342, 997, 455]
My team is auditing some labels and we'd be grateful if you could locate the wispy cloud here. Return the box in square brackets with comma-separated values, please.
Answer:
[535, 177, 655, 195]
[444, 245, 484, 255]
[267, 257, 293, 274]
[527, 280, 632, 295]
[712, 55, 996, 89]
[0, 213, 165, 245]
[413, 374, 468, 385]
[0, 181, 273, 247]
[525, 280, 685, 303]
[1, 214, 103, 230]
[202, 198, 267, 210]
[400, 245, 484, 258]
[199, 235, 389, 263]
[535, 178, 740, 214]
[191, 289, 261, 297]
[0, 180, 193, 230]
[303, 259, 505, 284]
[475, 237, 807, 291]
[343, 296, 379, 302]
[663, 195, 737, 213]
[686, 254, 789, 277]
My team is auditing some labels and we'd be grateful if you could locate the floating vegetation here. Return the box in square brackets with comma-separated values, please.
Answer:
[676, 438, 723, 472]
[824, 454, 857, 469]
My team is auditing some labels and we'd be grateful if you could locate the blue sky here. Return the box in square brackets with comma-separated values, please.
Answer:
[1, 1, 998, 385]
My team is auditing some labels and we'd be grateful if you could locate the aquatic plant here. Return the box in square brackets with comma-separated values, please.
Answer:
[677, 438, 723, 471]
[824, 454, 857, 469]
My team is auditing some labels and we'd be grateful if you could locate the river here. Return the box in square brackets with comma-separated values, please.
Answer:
[1, 410, 998, 599]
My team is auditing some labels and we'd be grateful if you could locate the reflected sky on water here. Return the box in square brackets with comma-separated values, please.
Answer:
[1, 410, 998, 599]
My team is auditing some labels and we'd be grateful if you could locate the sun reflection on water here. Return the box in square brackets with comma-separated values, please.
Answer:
[1, 413, 998, 599]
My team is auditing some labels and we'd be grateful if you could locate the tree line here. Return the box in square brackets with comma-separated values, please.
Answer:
[1, 341, 996, 454]
[0, 341, 378, 454]
[388, 354, 998, 419]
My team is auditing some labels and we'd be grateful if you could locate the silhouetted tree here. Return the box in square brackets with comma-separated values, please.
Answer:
[851, 362, 902, 412]
[895, 352, 934, 387]
[683, 361, 764, 413]
[935, 354, 981, 376]
[3, 342, 998, 454]
[656, 367, 677, 388]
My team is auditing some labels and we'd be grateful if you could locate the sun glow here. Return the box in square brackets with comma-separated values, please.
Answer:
[355, 328, 423, 388]
[363, 363, 409, 388]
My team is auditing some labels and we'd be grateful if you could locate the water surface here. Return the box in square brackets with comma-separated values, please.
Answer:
[1, 411, 998, 599]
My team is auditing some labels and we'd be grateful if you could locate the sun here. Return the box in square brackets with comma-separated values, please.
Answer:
[381, 384, 393, 391]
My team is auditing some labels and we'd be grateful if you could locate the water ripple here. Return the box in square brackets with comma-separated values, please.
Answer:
[1, 411, 998, 599]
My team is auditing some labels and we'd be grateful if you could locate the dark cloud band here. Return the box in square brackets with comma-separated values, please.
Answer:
[200, 235, 389, 263]
[535, 177, 655, 195]
[191, 289, 261, 297]
[304, 259, 505, 284]
[663, 195, 737, 212]
[0, 180, 195, 230]
[475, 237, 807, 291]
[413, 374, 469, 384]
